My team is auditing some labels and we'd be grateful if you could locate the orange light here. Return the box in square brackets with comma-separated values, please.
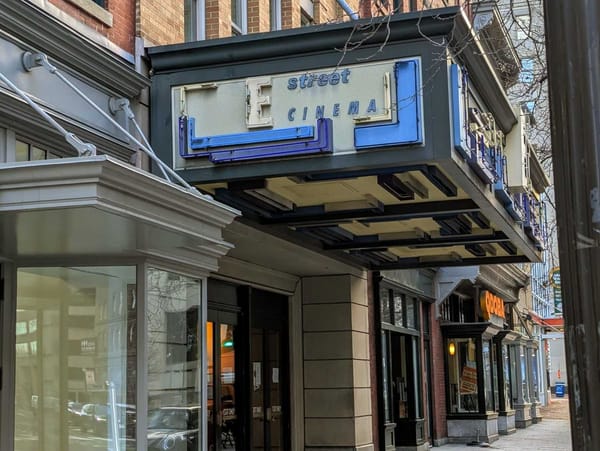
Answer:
[448, 342, 456, 356]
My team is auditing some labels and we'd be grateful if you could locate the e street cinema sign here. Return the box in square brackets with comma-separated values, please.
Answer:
[172, 58, 423, 167]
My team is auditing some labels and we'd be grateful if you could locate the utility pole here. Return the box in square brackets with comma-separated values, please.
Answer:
[543, 1, 600, 449]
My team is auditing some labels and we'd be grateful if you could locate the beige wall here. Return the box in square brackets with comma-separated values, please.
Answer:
[302, 274, 374, 451]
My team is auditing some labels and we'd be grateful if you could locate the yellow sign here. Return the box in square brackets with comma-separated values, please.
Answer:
[549, 266, 561, 288]
[480, 291, 505, 321]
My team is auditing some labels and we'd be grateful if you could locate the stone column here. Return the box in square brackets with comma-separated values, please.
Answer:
[303, 274, 374, 451]
[513, 342, 532, 428]
[527, 341, 543, 423]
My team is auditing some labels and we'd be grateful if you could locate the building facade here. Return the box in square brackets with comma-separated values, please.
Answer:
[0, 1, 550, 451]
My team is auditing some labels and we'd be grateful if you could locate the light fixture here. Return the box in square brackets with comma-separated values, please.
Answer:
[448, 341, 456, 356]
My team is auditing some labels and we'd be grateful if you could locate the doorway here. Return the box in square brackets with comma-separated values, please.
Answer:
[249, 290, 288, 451]
[206, 280, 289, 451]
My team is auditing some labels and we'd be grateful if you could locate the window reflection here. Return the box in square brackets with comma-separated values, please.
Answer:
[15, 266, 136, 451]
[447, 338, 479, 413]
[146, 268, 202, 451]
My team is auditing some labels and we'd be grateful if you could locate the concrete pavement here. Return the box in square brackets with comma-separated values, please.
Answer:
[436, 398, 572, 450]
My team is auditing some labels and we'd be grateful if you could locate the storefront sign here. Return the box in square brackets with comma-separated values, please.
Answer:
[459, 365, 478, 394]
[173, 59, 423, 166]
[480, 290, 505, 321]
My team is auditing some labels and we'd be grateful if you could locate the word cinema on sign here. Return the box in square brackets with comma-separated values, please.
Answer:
[173, 59, 423, 165]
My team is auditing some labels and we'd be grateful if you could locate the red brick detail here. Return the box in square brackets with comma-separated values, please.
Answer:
[49, 0, 136, 54]
[430, 305, 448, 441]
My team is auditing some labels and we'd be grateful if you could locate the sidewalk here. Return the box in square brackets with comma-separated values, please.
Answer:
[436, 398, 572, 451]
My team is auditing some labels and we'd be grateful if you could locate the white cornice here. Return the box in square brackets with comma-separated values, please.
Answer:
[0, 156, 239, 269]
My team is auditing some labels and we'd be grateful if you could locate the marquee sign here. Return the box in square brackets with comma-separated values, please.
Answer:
[172, 58, 423, 166]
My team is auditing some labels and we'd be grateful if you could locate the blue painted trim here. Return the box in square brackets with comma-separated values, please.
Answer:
[450, 64, 469, 159]
[180, 117, 314, 158]
[209, 118, 333, 163]
[354, 60, 422, 149]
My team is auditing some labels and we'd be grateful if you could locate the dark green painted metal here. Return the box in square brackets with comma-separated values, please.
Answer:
[544, 0, 600, 448]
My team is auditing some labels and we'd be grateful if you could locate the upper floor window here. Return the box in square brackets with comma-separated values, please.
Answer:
[92, 0, 107, 7]
[231, 0, 247, 35]
[184, 0, 205, 41]
[270, 0, 282, 30]
[15, 140, 60, 162]
[379, 286, 420, 331]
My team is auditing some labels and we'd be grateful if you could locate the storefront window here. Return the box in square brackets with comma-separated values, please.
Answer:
[15, 266, 136, 451]
[380, 287, 392, 324]
[520, 346, 529, 402]
[378, 283, 424, 446]
[406, 297, 416, 329]
[146, 268, 202, 451]
[502, 345, 513, 410]
[530, 348, 539, 401]
[393, 292, 404, 326]
[510, 345, 519, 405]
[447, 338, 479, 413]
[483, 340, 493, 411]
[381, 330, 392, 423]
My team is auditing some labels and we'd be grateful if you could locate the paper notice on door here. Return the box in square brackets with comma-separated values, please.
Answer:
[253, 362, 262, 390]
[272, 367, 279, 384]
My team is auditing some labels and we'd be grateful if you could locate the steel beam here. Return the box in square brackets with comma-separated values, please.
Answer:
[261, 199, 479, 225]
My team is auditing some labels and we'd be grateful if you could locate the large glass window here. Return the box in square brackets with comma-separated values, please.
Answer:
[447, 338, 479, 413]
[502, 344, 513, 410]
[530, 348, 539, 401]
[146, 268, 202, 451]
[483, 340, 493, 411]
[15, 266, 136, 451]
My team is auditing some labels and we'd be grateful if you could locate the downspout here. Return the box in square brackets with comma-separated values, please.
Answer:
[336, 0, 359, 20]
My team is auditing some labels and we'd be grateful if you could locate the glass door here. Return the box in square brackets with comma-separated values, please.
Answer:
[207, 311, 239, 451]
[249, 289, 288, 451]
[250, 328, 284, 451]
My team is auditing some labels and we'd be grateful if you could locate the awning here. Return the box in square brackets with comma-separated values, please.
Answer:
[0, 156, 238, 272]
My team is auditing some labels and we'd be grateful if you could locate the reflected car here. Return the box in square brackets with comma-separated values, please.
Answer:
[79, 404, 97, 432]
[147, 406, 200, 451]
[67, 401, 84, 425]
[91, 404, 137, 438]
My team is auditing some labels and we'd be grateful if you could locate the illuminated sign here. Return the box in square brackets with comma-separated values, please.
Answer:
[480, 290, 505, 321]
[172, 59, 423, 167]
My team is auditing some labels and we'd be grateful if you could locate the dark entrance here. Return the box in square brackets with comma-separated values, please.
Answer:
[207, 280, 289, 451]
[249, 291, 288, 451]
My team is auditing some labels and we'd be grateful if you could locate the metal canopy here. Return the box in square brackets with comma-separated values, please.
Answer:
[198, 163, 532, 270]
[148, 8, 543, 271]
[0, 157, 238, 272]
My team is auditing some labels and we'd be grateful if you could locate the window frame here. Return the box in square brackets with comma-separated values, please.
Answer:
[231, 0, 248, 35]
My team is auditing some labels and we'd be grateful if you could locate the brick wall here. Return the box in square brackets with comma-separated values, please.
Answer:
[248, 0, 271, 33]
[49, 0, 136, 53]
[430, 304, 448, 443]
[138, 0, 184, 45]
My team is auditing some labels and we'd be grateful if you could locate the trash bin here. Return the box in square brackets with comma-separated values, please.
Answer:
[555, 382, 566, 397]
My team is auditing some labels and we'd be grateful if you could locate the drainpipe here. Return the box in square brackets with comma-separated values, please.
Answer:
[336, 0, 359, 20]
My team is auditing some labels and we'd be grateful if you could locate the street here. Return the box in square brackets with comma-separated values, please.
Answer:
[438, 397, 572, 450]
